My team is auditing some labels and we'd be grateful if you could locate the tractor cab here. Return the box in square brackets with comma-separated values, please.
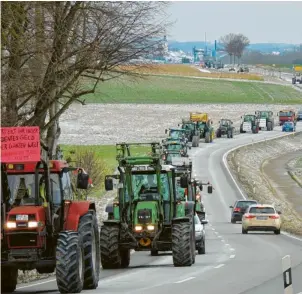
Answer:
[278, 110, 296, 126]
[164, 128, 187, 143]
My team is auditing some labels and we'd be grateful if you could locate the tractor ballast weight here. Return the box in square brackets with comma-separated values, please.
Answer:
[240, 114, 260, 134]
[1, 126, 100, 293]
[189, 112, 215, 143]
[216, 119, 235, 138]
[100, 142, 196, 267]
[255, 111, 275, 131]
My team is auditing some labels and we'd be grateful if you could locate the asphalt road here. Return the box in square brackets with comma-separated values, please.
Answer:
[12, 124, 302, 294]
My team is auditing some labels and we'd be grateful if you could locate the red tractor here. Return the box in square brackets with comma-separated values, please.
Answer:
[1, 127, 100, 293]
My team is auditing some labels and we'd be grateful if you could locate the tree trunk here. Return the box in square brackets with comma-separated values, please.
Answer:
[46, 101, 61, 159]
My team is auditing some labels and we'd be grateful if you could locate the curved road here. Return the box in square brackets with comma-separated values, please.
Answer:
[13, 125, 302, 294]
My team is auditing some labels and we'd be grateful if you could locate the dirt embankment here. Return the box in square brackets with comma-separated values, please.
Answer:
[227, 132, 302, 236]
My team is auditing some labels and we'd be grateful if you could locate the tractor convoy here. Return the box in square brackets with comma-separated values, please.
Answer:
[1, 107, 300, 293]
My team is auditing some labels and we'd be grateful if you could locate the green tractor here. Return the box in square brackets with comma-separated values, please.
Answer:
[164, 128, 188, 144]
[240, 114, 260, 134]
[216, 119, 235, 138]
[179, 120, 201, 147]
[255, 111, 274, 131]
[100, 143, 196, 267]
[161, 140, 190, 165]
[190, 112, 215, 143]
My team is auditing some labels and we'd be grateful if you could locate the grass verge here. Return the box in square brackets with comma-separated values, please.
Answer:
[83, 75, 302, 104]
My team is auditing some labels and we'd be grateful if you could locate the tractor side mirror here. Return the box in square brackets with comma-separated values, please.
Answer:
[105, 177, 114, 191]
[199, 184, 203, 191]
[201, 219, 209, 225]
[180, 175, 188, 188]
[241, 116, 242, 118]
[165, 129, 168, 134]
[189, 146, 191, 150]
[218, 120, 220, 123]
[76, 171, 90, 189]
[229, 205, 233, 208]
[207, 185, 213, 194]
[277, 113, 279, 116]
[277, 211, 282, 215]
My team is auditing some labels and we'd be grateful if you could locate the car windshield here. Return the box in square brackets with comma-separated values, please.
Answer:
[131, 172, 170, 200]
[284, 122, 293, 126]
[7, 173, 60, 205]
[244, 116, 255, 122]
[236, 201, 257, 208]
[194, 215, 201, 224]
[249, 207, 275, 214]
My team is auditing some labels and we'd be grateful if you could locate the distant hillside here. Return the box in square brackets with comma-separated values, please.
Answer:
[168, 41, 300, 54]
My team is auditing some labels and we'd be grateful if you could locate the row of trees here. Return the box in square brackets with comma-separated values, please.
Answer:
[1, 1, 170, 158]
[220, 33, 250, 64]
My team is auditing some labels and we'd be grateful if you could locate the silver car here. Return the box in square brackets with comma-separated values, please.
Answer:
[194, 214, 208, 254]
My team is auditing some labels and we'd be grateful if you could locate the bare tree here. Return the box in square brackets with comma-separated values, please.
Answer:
[220, 33, 250, 65]
[1, 1, 170, 157]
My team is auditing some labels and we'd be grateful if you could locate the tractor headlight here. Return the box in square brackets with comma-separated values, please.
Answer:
[28, 221, 38, 228]
[147, 225, 155, 231]
[134, 225, 143, 231]
[6, 222, 16, 229]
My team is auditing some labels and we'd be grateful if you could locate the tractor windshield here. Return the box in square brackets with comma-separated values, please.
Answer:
[131, 172, 170, 201]
[170, 130, 182, 139]
[279, 111, 293, 117]
[7, 173, 60, 206]
[167, 144, 182, 151]
[259, 111, 268, 117]
[220, 120, 229, 126]
[183, 124, 195, 131]
[244, 116, 255, 122]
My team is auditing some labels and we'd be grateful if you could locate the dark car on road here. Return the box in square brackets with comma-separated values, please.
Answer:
[297, 110, 302, 121]
[230, 200, 258, 223]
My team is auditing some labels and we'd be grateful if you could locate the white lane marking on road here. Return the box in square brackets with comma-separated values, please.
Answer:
[225, 243, 230, 246]
[214, 264, 225, 269]
[212, 227, 215, 231]
[222, 132, 302, 243]
[214, 231, 218, 234]
[230, 248, 235, 251]
[221, 239, 225, 242]
[230, 255, 236, 259]
[174, 277, 196, 284]
[17, 279, 56, 289]
[217, 235, 222, 238]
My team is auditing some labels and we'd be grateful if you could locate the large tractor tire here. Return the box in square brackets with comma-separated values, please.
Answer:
[192, 135, 199, 147]
[56, 231, 84, 293]
[100, 224, 122, 269]
[205, 132, 210, 143]
[78, 210, 100, 289]
[1, 267, 18, 293]
[172, 222, 193, 267]
[230, 129, 234, 138]
[120, 249, 131, 268]
[216, 129, 222, 138]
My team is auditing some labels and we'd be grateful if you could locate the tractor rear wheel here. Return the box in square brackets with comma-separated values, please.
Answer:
[172, 222, 193, 267]
[79, 210, 100, 289]
[216, 129, 221, 138]
[192, 136, 199, 147]
[56, 231, 84, 293]
[205, 132, 210, 143]
[120, 249, 130, 268]
[1, 267, 18, 293]
[100, 224, 121, 269]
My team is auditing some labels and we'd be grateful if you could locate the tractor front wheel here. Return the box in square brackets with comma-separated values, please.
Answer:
[1, 267, 18, 293]
[172, 222, 193, 267]
[79, 210, 100, 289]
[56, 231, 85, 293]
[100, 225, 121, 269]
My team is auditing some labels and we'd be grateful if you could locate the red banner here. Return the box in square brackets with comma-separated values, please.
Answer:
[1, 127, 41, 163]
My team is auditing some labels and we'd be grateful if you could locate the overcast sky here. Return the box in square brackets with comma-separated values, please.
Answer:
[166, 1, 302, 44]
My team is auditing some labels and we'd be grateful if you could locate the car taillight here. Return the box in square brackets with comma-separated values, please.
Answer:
[269, 215, 279, 219]
[244, 214, 255, 219]
[234, 208, 241, 212]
